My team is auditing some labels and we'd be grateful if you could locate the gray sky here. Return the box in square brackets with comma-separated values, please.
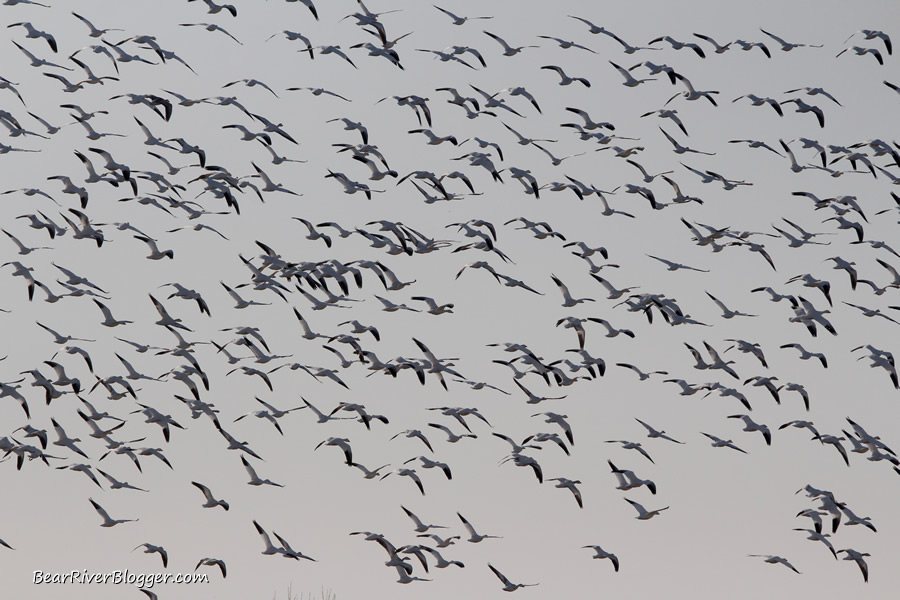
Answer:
[1, 0, 899, 598]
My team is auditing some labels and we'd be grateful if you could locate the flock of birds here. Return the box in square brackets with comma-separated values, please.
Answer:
[0, 1, 898, 598]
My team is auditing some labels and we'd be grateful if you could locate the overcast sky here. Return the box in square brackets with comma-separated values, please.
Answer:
[2, 1, 899, 598]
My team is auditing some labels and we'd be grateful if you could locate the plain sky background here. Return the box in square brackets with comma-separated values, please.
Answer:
[1, 0, 899, 598]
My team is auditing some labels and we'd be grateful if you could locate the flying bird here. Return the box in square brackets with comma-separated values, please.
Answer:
[89, 498, 138, 527]
[749, 554, 801, 574]
[583, 546, 619, 571]
[488, 563, 538, 591]
[624, 498, 669, 520]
